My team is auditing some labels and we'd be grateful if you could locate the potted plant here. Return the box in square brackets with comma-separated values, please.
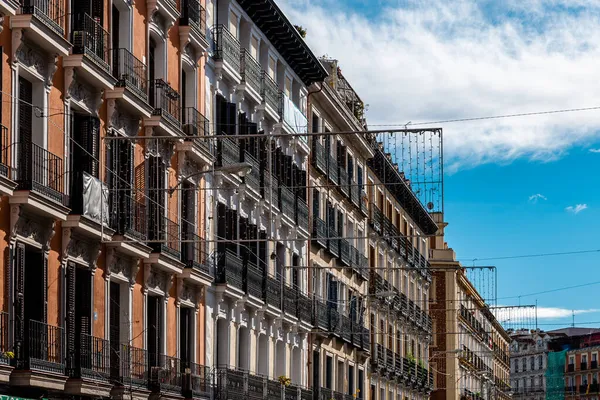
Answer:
[278, 375, 291, 387]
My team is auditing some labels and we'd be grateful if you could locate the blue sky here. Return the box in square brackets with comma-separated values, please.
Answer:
[281, 0, 600, 328]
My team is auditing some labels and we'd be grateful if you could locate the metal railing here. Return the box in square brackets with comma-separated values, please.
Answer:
[212, 25, 240, 72]
[180, 0, 206, 36]
[0, 313, 9, 365]
[295, 198, 309, 231]
[69, 333, 110, 381]
[149, 216, 181, 259]
[327, 155, 338, 184]
[72, 13, 110, 72]
[262, 171, 280, 206]
[217, 137, 240, 167]
[242, 150, 260, 192]
[340, 238, 351, 266]
[183, 361, 211, 398]
[264, 275, 282, 309]
[312, 216, 328, 248]
[244, 260, 263, 299]
[182, 107, 213, 156]
[369, 204, 383, 235]
[280, 185, 295, 218]
[327, 222, 339, 257]
[311, 139, 327, 175]
[21, 0, 65, 35]
[113, 194, 147, 240]
[112, 48, 148, 101]
[118, 344, 148, 387]
[216, 249, 244, 290]
[240, 49, 261, 92]
[338, 167, 349, 196]
[261, 71, 279, 113]
[314, 299, 328, 330]
[150, 79, 181, 128]
[149, 354, 182, 394]
[283, 284, 298, 317]
[15, 141, 65, 205]
[0, 125, 9, 178]
[19, 319, 64, 374]
[181, 230, 210, 276]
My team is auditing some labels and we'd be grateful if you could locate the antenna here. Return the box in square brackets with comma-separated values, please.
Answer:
[572, 310, 575, 327]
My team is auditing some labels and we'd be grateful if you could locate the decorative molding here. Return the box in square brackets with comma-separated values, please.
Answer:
[177, 154, 201, 184]
[106, 99, 140, 136]
[146, 137, 175, 165]
[63, 231, 101, 270]
[144, 266, 173, 295]
[106, 247, 139, 286]
[10, 204, 55, 248]
[176, 277, 199, 306]
[65, 68, 103, 115]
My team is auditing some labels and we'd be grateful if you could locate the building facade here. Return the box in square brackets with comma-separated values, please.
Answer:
[564, 333, 600, 400]
[365, 141, 437, 400]
[0, 1, 213, 400]
[307, 58, 372, 400]
[429, 215, 510, 400]
[509, 330, 553, 400]
[202, 1, 326, 399]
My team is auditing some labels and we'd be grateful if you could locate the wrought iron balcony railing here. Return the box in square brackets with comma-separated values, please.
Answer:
[314, 299, 329, 331]
[181, 230, 210, 276]
[340, 239, 351, 266]
[280, 185, 295, 218]
[0, 125, 9, 178]
[179, 0, 206, 36]
[114, 344, 148, 387]
[21, 0, 65, 36]
[244, 260, 263, 299]
[261, 71, 279, 113]
[72, 13, 110, 73]
[182, 107, 213, 156]
[297, 292, 312, 322]
[149, 354, 182, 394]
[283, 284, 298, 317]
[149, 215, 181, 259]
[350, 179, 361, 208]
[216, 249, 243, 290]
[328, 307, 340, 336]
[340, 314, 352, 343]
[241, 150, 260, 192]
[262, 170, 280, 206]
[360, 191, 368, 215]
[150, 79, 181, 129]
[327, 154, 338, 185]
[182, 361, 211, 398]
[312, 216, 328, 248]
[217, 137, 240, 168]
[212, 25, 240, 72]
[15, 141, 66, 205]
[68, 333, 110, 381]
[328, 224, 339, 258]
[17, 319, 65, 374]
[240, 49, 261, 93]
[112, 48, 148, 101]
[311, 139, 327, 175]
[386, 350, 394, 372]
[111, 194, 147, 240]
[375, 343, 385, 367]
[0, 313, 9, 365]
[264, 275, 282, 309]
[295, 197, 309, 231]
[369, 204, 383, 235]
[338, 167, 349, 197]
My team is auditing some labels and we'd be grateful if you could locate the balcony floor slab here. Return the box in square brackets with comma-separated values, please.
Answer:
[108, 235, 153, 259]
[64, 54, 116, 90]
[63, 214, 115, 241]
[65, 377, 113, 398]
[11, 15, 70, 57]
[10, 369, 68, 391]
[0, 174, 17, 196]
[10, 190, 69, 221]
[106, 88, 154, 119]
[175, 142, 214, 167]
[180, 266, 213, 287]
[144, 252, 186, 275]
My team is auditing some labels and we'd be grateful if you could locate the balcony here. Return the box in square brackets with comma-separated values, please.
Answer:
[110, 48, 151, 115]
[264, 275, 282, 309]
[375, 344, 385, 368]
[0, 125, 10, 179]
[386, 351, 394, 373]
[181, 231, 211, 278]
[327, 223, 339, 258]
[68, 333, 110, 381]
[241, 150, 261, 194]
[349, 179, 361, 208]
[244, 261, 263, 299]
[111, 195, 147, 241]
[280, 92, 308, 138]
[313, 299, 329, 331]
[327, 155, 339, 185]
[149, 354, 182, 395]
[297, 292, 312, 322]
[312, 216, 328, 249]
[16, 320, 65, 375]
[369, 204, 383, 235]
[319, 388, 353, 400]
[182, 362, 211, 398]
[216, 249, 244, 291]
[179, 107, 213, 165]
[350, 245, 368, 280]
[338, 167, 349, 197]
[13, 0, 70, 57]
[259, 74, 279, 124]
[240, 49, 261, 100]
[67, 13, 114, 89]
[311, 140, 327, 176]
[280, 185, 295, 221]
[212, 25, 241, 81]
[567, 363, 574, 372]
[340, 314, 352, 343]
[395, 353, 403, 376]
[340, 239, 351, 266]
[14, 141, 67, 208]
[582, 362, 588, 370]
[360, 191, 368, 216]
[148, 216, 181, 260]
[179, 0, 208, 52]
[68, 172, 111, 235]
[118, 344, 149, 388]
[295, 198, 309, 232]
[328, 307, 340, 336]
[215, 368, 307, 400]
[262, 171, 280, 207]
[217, 137, 240, 169]
[283, 284, 298, 317]
[150, 79, 182, 132]
[0, 313, 10, 366]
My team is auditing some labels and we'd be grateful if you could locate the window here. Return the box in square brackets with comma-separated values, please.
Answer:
[269, 56, 276, 80]
[325, 355, 333, 389]
[284, 76, 292, 97]
[228, 10, 238, 37]
[250, 36, 259, 59]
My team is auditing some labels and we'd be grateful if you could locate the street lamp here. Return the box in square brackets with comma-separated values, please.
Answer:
[167, 162, 253, 195]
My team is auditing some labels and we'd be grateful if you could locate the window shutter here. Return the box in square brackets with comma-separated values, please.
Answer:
[216, 203, 227, 253]
[75, 115, 100, 177]
[311, 114, 319, 133]
[357, 165, 363, 189]
[239, 217, 248, 262]
[66, 262, 76, 364]
[348, 156, 354, 181]
[226, 102, 237, 136]
[258, 230, 267, 273]
[337, 210, 344, 236]
[312, 190, 319, 218]
[18, 77, 33, 143]
[14, 243, 25, 346]
[215, 95, 227, 136]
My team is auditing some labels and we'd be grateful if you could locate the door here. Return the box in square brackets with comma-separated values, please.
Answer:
[147, 296, 161, 367]
[109, 281, 121, 379]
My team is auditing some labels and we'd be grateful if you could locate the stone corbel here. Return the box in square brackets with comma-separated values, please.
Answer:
[9, 204, 22, 243]
[43, 221, 56, 251]
[234, 85, 245, 105]
[105, 247, 115, 279]
[11, 28, 23, 66]
[175, 277, 184, 307]
[61, 227, 72, 263]
[64, 67, 75, 100]
[45, 54, 58, 90]
[93, 89, 105, 117]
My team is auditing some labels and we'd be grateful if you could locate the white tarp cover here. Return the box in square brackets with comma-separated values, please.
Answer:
[282, 93, 308, 135]
[83, 172, 109, 225]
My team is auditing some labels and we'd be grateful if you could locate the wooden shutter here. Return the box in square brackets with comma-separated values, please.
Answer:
[226, 102, 236, 136]
[312, 190, 319, 218]
[18, 77, 33, 143]
[348, 155, 354, 181]
[180, 307, 190, 363]
[76, 268, 92, 337]
[109, 281, 120, 379]
[215, 95, 227, 136]
[216, 203, 227, 253]
[66, 262, 77, 366]
[337, 210, 344, 236]
[357, 165, 363, 189]
[14, 243, 25, 345]
[74, 115, 100, 178]
[258, 230, 267, 273]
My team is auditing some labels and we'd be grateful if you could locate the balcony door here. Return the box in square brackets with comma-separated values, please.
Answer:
[72, 0, 103, 27]
[66, 262, 92, 370]
[109, 281, 121, 379]
[180, 307, 192, 366]
[147, 156, 166, 243]
[147, 295, 163, 367]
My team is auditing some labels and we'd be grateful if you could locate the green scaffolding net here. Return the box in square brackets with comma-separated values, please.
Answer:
[546, 350, 566, 400]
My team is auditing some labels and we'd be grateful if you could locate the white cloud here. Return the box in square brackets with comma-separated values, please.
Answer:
[493, 306, 599, 322]
[537, 307, 599, 319]
[528, 193, 547, 203]
[590, 148, 600, 153]
[565, 204, 588, 214]
[280, 0, 600, 169]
